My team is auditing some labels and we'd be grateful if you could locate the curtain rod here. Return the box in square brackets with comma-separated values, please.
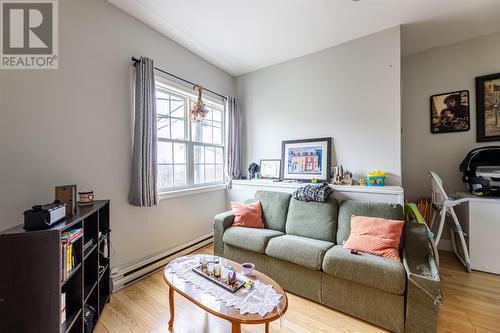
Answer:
[131, 57, 227, 101]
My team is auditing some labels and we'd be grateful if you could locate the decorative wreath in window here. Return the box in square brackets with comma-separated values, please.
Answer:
[190, 85, 209, 122]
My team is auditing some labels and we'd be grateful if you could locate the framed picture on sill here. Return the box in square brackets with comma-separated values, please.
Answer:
[430, 90, 470, 134]
[259, 159, 281, 179]
[476, 72, 500, 142]
[281, 137, 332, 182]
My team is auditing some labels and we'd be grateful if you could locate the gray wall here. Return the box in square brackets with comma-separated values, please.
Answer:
[402, 32, 500, 201]
[235, 27, 402, 185]
[0, 0, 234, 268]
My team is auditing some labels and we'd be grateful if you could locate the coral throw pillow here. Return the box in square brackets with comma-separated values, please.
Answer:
[344, 215, 405, 261]
[231, 200, 264, 228]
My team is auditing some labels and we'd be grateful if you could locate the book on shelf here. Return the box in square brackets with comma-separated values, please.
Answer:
[61, 228, 83, 281]
[60, 293, 66, 325]
[61, 228, 83, 244]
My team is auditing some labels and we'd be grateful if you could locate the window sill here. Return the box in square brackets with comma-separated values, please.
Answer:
[159, 184, 226, 201]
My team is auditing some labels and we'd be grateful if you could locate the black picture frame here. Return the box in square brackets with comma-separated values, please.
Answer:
[476, 72, 500, 142]
[259, 159, 281, 179]
[430, 90, 470, 134]
[280, 137, 332, 182]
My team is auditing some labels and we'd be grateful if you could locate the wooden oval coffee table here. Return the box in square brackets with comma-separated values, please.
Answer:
[163, 255, 288, 333]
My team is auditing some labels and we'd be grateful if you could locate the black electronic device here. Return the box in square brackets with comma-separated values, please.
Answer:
[460, 146, 500, 196]
[23, 202, 66, 231]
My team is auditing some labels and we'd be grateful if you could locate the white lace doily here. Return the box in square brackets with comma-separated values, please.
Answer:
[168, 256, 282, 317]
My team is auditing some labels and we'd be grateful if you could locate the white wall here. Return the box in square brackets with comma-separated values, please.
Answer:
[402, 32, 500, 201]
[0, 0, 234, 268]
[235, 27, 402, 185]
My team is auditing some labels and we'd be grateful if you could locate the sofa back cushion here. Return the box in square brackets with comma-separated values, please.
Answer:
[254, 190, 292, 232]
[285, 195, 338, 242]
[337, 200, 404, 245]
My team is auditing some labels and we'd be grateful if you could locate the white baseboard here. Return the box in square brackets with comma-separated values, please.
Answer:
[111, 233, 213, 292]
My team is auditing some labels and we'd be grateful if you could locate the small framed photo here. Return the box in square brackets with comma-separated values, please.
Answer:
[281, 137, 332, 182]
[430, 90, 470, 134]
[259, 159, 281, 179]
[476, 73, 500, 142]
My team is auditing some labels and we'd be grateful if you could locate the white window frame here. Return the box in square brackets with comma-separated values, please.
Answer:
[155, 74, 226, 198]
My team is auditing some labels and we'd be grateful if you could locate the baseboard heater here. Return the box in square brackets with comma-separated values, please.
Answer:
[111, 233, 213, 292]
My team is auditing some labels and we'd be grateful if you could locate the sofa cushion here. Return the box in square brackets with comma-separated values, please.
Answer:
[344, 215, 405, 261]
[231, 200, 264, 228]
[265, 234, 334, 270]
[337, 200, 404, 245]
[322, 245, 406, 295]
[254, 190, 292, 232]
[285, 195, 338, 242]
[223, 227, 283, 253]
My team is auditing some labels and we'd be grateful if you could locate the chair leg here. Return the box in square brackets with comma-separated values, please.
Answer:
[430, 209, 437, 228]
[435, 207, 447, 246]
[450, 208, 472, 272]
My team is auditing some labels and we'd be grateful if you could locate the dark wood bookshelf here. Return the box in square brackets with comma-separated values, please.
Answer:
[0, 200, 111, 333]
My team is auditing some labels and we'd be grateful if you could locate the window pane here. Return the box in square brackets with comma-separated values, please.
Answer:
[191, 122, 204, 142]
[205, 164, 215, 183]
[215, 147, 223, 163]
[157, 115, 170, 139]
[213, 124, 222, 144]
[173, 143, 186, 163]
[173, 165, 187, 187]
[156, 91, 170, 116]
[158, 165, 173, 190]
[203, 122, 213, 143]
[192, 120, 215, 144]
[170, 97, 184, 117]
[158, 141, 173, 163]
[205, 146, 215, 163]
[194, 164, 204, 184]
[171, 119, 184, 140]
[213, 109, 222, 123]
[170, 98, 185, 139]
[215, 164, 224, 181]
[194, 145, 204, 163]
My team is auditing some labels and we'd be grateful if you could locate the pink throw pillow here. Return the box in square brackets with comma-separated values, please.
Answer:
[231, 200, 264, 228]
[344, 215, 404, 261]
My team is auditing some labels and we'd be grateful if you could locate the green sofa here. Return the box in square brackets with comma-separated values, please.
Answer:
[213, 190, 441, 333]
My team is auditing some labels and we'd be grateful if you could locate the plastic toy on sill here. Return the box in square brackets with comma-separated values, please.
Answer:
[367, 171, 385, 186]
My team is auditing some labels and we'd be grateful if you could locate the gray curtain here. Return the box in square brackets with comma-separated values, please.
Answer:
[225, 97, 241, 188]
[129, 57, 158, 206]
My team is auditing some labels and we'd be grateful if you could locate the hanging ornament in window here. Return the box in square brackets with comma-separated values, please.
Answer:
[190, 85, 209, 122]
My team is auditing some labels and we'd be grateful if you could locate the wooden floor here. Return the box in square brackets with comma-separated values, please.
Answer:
[95, 246, 500, 333]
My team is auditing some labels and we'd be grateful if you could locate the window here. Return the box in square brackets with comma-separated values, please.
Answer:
[156, 77, 225, 193]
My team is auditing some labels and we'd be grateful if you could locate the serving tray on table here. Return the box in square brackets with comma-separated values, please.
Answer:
[192, 265, 246, 293]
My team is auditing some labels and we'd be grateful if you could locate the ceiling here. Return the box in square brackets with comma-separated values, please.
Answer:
[109, 0, 500, 76]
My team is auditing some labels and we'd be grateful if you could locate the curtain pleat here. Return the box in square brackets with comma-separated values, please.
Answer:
[225, 97, 242, 189]
[129, 57, 158, 206]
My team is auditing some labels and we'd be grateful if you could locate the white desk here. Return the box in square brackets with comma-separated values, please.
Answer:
[454, 192, 500, 274]
[228, 180, 404, 205]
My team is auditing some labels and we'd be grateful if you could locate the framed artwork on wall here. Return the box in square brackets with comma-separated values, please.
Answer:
[281, 137, 331, 182]
[476, 72, 500, 142]
[430, 90, 470, 134]
[259, 159, 281, 179]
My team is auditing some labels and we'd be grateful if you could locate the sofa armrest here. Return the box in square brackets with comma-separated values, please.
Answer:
[402, 221, 442, 333]
[213, 210, 234, 257]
